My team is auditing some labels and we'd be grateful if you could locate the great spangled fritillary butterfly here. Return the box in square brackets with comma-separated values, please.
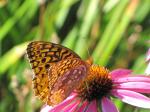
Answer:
[26, 41, 91, 106]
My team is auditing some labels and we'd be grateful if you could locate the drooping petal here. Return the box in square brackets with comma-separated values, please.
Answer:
[115, 82, 150, 93]
[86, 100, 97, 112]
[145, 48, 150, 75]
[145, 63, 150, 75]
[110, 69, 132, 79]
[113, 76, 150, 83]
[75, 101, 89, 112]
[146, 48, 150, 62]
[112, 89, 150, 108]
[41, 105, 53, 112]
[101, 97, 119, 112]
[62, 99, 80, 112]
[48, 94, 77, 112]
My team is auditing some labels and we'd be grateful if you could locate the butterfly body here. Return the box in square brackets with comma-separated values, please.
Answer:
[26, 41, 90, 105]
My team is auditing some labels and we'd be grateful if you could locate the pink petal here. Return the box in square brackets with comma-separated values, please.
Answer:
[112, 89, 150, 108]
[75, 101, 89, 112]
[101, 97, 119, 112]
[63, 99, 80, 112]
[86, 100, 97, 112]
[113, 76, 150, 83]
[145, 63, 150, 75]
[146, 48, 150, 62]
[48, 94, 77, 112]
[115, 82, 150, 93]
[110, 69, 132, 79]
[41, 105, 53, 112]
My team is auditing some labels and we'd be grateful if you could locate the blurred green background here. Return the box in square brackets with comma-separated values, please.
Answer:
[0, 0, 150, 112]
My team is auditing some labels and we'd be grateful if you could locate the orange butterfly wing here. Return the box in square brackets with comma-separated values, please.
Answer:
[26, 41, 89, 105]
[47, 58, 89, 105]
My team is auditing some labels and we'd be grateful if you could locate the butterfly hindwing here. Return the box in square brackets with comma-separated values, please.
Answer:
[47, 58, 89, 105]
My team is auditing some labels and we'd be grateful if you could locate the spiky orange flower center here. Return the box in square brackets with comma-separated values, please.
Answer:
[76, 65, 113, 101]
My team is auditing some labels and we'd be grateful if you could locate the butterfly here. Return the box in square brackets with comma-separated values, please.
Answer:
[26, 41, 91, 106]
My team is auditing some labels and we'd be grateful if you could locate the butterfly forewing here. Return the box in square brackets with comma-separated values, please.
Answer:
[27, 41, 80, 62]
[26, 41, 89, 105]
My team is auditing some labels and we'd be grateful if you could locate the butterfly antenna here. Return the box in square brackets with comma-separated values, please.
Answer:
[86, 47, 90, 58]
[85, 47, 93, 65]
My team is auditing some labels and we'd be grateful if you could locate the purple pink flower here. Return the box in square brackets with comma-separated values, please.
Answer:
[145, 48, 150, 75]
[41, 66, 150, 112]
[146, 48, 150, 62]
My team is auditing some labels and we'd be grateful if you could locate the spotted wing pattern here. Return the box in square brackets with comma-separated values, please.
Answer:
[47, 58, 88, 105]
[26, 41, 89, 105]
[26, 41, 80, 103]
